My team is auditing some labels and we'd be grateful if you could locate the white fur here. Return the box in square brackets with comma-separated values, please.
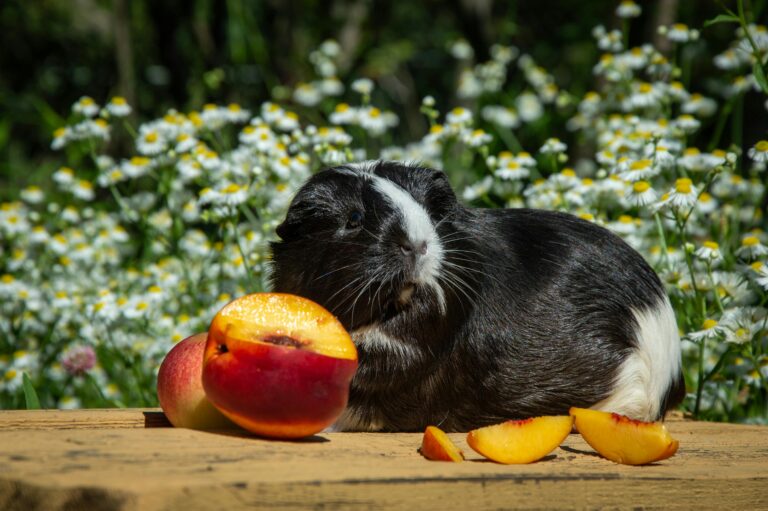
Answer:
[352, 324, 419, 363]
[591, 296, 682, 421]
[371, 176, 446, 311]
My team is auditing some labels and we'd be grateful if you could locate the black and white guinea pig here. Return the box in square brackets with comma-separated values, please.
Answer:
[270, 161, 686, 432]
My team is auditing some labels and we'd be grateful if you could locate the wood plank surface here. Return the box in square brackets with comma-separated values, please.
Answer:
[0, 409, 766, 510]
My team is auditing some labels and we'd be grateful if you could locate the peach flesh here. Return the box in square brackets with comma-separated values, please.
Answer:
[467, 415, 574, 464]
[419, 426, 464, 462]
[569, 407, 679, 465]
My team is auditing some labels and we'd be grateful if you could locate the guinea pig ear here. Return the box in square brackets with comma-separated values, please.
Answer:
[275, 218, 294, 241]
[274, 204, 306, 241]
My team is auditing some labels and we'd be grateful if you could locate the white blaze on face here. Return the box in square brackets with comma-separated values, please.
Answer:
[372, 175, 446, 311]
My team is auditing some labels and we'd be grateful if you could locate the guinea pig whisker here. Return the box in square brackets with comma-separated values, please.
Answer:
[347, 272, 380, 328]
[326, 275, 366, 305]
[439, 267, 480, 305]
[362, 227, 384, 243]
[313, 263, 363, 282]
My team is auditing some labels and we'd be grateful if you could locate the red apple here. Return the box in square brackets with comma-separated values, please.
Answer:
[156, 333, 238, 430]
[202, 293, 358, 439]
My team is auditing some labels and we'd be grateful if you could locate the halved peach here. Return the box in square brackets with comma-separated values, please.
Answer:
[419, 426, 464, 462]
[569, 407, 679, 465]
[202, 293, 358, 439]
[466, 415, 574, 464]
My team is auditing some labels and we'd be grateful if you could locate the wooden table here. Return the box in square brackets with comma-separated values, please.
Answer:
[0, 409, 766, 510]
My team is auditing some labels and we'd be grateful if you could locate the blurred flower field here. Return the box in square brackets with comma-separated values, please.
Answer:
[1, 1, 767, 422]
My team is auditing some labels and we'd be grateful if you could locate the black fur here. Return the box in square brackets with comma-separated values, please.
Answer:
[270, 161, 685, 431]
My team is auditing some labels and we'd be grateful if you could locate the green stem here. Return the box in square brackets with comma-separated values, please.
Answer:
[707, 97, 735, 151]
[694, 338, 706, 417]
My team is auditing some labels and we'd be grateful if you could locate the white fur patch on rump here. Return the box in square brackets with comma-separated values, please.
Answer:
[591, 295, 682, 421]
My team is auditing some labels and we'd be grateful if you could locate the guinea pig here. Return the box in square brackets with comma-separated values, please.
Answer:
[270, 160, 685, 432]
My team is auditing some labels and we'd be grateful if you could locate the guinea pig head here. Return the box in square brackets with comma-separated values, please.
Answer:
[270, 161, 465, 331]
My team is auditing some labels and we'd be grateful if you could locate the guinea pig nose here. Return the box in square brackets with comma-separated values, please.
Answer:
[400, 240, 428, 256]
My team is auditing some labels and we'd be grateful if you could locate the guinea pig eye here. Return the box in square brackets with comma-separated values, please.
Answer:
[346, 210, 364, 229]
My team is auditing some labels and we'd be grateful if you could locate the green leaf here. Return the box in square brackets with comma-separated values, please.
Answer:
[753, 62, 768, 95]
[703, 14, 740, 28]
[22, 372, 41, 410]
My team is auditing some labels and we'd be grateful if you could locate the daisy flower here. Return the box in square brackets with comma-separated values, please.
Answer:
[539, 137, 567, 154]
[662, 23, 699, 43]
[748, 140, 768, 163]
[359, 106, 398, 136]
[686, 318, 725, 342]
[627, 82, 663, 109]
[620, 159, 660, 181]
[51, 127, 70, 150]
[750, 261, 768, 291]
[516, 92, 543, 122]
[714, 49, 745, 71]
[674, 114, 701, 134]
[106, 96, 132, 117]
[462, 128, 493, 148]
[446, 107, 473, 126]
[616, 0, 641, 18]
[481, 105, 520, 129]
[736, 235, 768, 260]
[20, 186, 44, 204]
[695, 241, 723, 264]
[625, 180, 658, 207]
[72, 96, 100, 117]
[293, 83, 322, 107]
[495, 160, 530, 181]
[666, 178, 698, 209]
[136, 129, 166, 155]
[351, 78, 374, 96]
[72, 180, 95, 201]
[122, 156, 153, 179]
[682, 93, 717, 117]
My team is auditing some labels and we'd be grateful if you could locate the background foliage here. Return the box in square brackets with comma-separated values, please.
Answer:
[1, 0, 767, 423]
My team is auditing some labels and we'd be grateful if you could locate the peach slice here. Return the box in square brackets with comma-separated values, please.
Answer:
[569, 407, 679, 465]
[202, 293, 358, 439]
[419, 426, 464, 462]
[466, 415, 574, 464]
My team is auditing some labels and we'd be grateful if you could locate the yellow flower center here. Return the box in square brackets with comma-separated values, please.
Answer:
[144, 132, 159, 143]
[756, 140, 768, 152]
[675, 178, 692, 194]
[742, 236, 759, 247]
[638, 83, 653, 94]
[335, 103, 350, 113]
[702, 319, 718, 330]
[633, 181, 651, 193]
[630, 159, 652, 171]
[131, 156, 150, 166]
[111, 96, 126, 105]
[703, 241, 719, 250]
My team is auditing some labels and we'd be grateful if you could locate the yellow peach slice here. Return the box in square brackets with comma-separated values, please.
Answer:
[466, 415, 574, 464]
[569, 407, 679, 465]
[419, 426, 464, 462]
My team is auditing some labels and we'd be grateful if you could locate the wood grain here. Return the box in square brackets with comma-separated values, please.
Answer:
[0, 409, 766, 510]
